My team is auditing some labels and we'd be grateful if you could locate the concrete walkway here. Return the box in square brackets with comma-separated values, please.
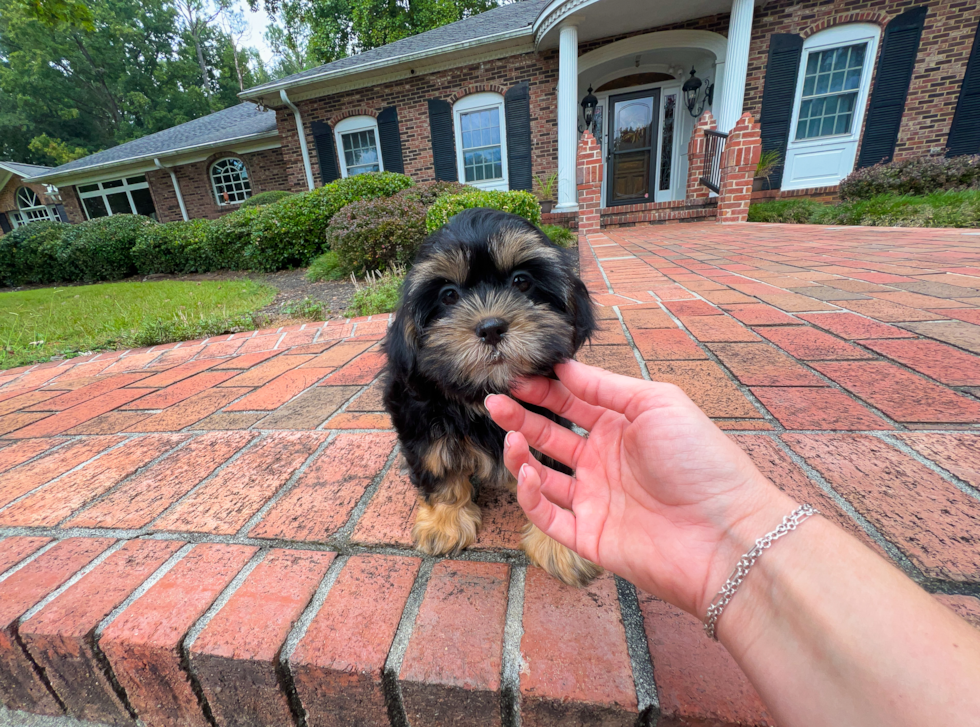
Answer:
[0, 222, 978, 727]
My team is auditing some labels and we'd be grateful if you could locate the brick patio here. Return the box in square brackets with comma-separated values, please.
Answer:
[1, 222, 980, 727]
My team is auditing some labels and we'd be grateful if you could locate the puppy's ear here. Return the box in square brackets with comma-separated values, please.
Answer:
[383, 308, 420, 377]
[568, 278, 597, 350]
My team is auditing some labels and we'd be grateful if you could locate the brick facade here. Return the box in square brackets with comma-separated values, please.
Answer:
[717, 113, 762, 223]
[0, 175, 61, 233]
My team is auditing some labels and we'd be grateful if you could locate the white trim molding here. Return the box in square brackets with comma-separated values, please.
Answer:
[453, 92, 509, 191]
[577, 30, 729, 73]
[334, 116, 384, 177]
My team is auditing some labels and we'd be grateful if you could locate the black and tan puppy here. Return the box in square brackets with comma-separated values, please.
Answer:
[382, 207, 600, 586]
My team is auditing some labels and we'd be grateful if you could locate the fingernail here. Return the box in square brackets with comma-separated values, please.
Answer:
[484, 394, 494, 409]
[505, 431, 515, 447]
[518, 463, 529, 485]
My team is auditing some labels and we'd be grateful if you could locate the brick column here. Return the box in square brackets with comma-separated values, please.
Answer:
[576, 131, 603, 235]
[717, 112, 761, 224]
[686, 110, 717, 201]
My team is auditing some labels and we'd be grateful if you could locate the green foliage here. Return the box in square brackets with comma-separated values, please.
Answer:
[131, 219, 216, 275]
[346, 268, 404, 317]
[394, 180, 468, 206]
[0, 279, 273, 368]
[306, 250, 345, 281]
[0, 221, 69, 286]
[56, 215, 156, 282]
[279, 296, 325, 319]
[755, 149, 782, 180]
[249, 171, 412, 271]
[533, 172, 558, 201]
[426, 190, 542, 232]
[540, 224, 575, 248]
[205, 205, 263, 269]
[748, 190, 980, 228]
[241, 190, 294, 207]
[326, 195, 428, 274]
[839, 155, 980, 201]
[27, 134, 89, 165]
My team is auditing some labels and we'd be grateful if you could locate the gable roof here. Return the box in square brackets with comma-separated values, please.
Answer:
[31, 103, 277, 182]
[241, 0, 548, 99]
[0, 161, 52, 179]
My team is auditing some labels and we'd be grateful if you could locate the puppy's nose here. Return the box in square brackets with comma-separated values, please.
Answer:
[476, 318, 509, 347]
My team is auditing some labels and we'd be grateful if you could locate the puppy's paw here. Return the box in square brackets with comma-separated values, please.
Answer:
[412, 499, 482, 555]
[522, 524, 601, 587]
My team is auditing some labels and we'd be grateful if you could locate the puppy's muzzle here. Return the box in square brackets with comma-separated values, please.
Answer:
[475, 317, 509, 347]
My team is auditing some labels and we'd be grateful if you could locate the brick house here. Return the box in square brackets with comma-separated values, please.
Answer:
[30, 0, 980, 228]
[0, 162, 62, 236]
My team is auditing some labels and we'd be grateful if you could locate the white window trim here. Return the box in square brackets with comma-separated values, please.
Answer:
[453, 92, 509, 192]
[782, 23, 881, 190]
[335, 116, 384, 178]
[77, 175, 152, 220]
[209, 157, 253, 206]
[10, 187, 58, 227]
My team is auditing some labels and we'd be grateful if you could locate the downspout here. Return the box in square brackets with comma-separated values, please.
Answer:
[153, 158, 189, 221]
[280, 89, 316, 191]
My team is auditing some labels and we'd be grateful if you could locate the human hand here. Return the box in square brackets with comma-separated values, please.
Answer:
[485, 360, 796, 618]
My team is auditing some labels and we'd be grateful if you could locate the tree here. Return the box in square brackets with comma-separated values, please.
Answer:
[28, 134, 88, 165]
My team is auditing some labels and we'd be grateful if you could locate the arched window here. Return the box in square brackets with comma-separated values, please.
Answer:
[210, 158, 252, 205]
[10, 186, 57, 227]
[453, 92, 508, 191]
[335, 116, 383, 177]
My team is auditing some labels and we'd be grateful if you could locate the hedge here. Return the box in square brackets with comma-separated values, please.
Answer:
[56, 215, 157, 282]
[839, 155, 980, 201]
[0, 221, 70, 287]
[132, 219, 216, 275]
[425, 190, 541, 232]
[249, 171, 413, 271]
[241, 190, 294, 208]
[326, 195, 429, 274]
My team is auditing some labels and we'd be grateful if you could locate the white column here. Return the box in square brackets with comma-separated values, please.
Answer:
[716, 0, 754, 133]
[555, 23, 579, 213]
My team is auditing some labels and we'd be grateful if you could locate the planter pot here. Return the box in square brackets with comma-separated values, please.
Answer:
[752, 178, 766, 192]
[540, 200, 555, 215]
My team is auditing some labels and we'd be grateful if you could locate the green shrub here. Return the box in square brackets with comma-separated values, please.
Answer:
[326, 196, 428, 274]
[425, 190, 541, 232]
[395, 180, 468, 206]
[241, 190, 294, 208]
[132, 219, 217, 275]
[56, 215, 156, 282]
[205, 206, 262, 270]
[249, 171, 413, 272]
[346, 268, 404, 317]
[307, 251, 345, 281]
[839, 155, 980, 200]
[540, 224, 575, 247]
[0, 221, 69, 286]
[747, 198, 825, 224]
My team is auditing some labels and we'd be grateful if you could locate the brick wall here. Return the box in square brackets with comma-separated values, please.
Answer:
[285, 51, 560, 189]
[0, 177, 60, 218]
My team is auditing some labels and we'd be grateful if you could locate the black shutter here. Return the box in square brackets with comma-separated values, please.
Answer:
[857, 7, 928, 168]
[0, 213, 10, 234]
[504, 81, 533, 191]
[54, 204, 69, 223]
[377, 106, 405, 174]
[759, 34, 804, 190]
[310, 121, 340, 184]
[947, 20, 980, 156]
[428, 99, 458, 182]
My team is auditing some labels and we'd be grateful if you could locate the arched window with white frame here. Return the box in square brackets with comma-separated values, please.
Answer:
[335, 116, 383, 177]
[453, 92, 509, 191]
[9, 187, 58, 228]
[781, 23, 881, 190]
[210, 157, 252, 205]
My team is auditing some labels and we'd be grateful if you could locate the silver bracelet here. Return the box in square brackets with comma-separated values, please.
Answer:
[703, 504, 819, 641]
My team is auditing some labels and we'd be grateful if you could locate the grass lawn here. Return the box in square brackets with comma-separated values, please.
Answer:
[749, 189, 980, 227]
[0, 280, 275, 369]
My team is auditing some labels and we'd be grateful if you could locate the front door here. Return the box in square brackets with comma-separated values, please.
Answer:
[607, 89, 660, 206]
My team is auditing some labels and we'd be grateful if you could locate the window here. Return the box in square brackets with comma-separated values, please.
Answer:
[334, 116, 383, 177]
[210, 158, 252, 205]
[77, 175, 157, 220]
[9, 187, 58, 228]
[781, 24, 880, 191]
[795, 43, 867, 140]
[453, 93, 508, 191]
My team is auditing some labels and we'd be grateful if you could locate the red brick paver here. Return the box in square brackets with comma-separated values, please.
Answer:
[2, 225, 980, 726]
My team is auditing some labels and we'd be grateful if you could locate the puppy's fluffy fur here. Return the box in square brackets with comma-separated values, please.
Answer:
[382, 208, 601, 586]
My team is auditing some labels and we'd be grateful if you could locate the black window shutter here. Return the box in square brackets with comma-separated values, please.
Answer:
[54, 204, 69, 223]
[310, 121, 340, 183]
[428, 99, 458, 182]
[504, 81, 533, 191]
[947, 20, 980, 157]
[759, 34, 804, 189]
[377, 106, 405, 174]
[857, 7, 928, 168]
[0, 213, 10, 234]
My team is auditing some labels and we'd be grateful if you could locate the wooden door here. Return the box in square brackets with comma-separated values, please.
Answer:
[608, 89, 660, 206]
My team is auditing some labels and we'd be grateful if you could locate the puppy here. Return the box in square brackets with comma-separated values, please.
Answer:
[382, 207, 601, 586]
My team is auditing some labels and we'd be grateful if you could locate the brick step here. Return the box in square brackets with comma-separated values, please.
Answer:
[1, 537, 783, 727]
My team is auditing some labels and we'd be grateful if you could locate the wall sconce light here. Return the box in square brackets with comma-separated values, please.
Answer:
[581, 85, 598, 134]
[682, 67, 714, 118]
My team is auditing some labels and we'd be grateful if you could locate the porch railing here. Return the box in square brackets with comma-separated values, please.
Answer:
[700, 129, 728, 194]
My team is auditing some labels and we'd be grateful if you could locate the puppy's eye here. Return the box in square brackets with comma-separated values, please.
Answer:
[511, 272, 532, 293]
[440, 286, 460, 306]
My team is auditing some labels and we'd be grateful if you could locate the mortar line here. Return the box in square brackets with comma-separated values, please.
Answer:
[612, 307, 652, 381]
[500, 564, 526, 727]
[615, 576, 659, 719]
[315, 382, 374, 430]
[871, 432, 980, 503]
[0, 538, 62, 582]
[0, 436, 75, 475]
[332, 443, 401, 546]
[383, 559, 435, 727]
